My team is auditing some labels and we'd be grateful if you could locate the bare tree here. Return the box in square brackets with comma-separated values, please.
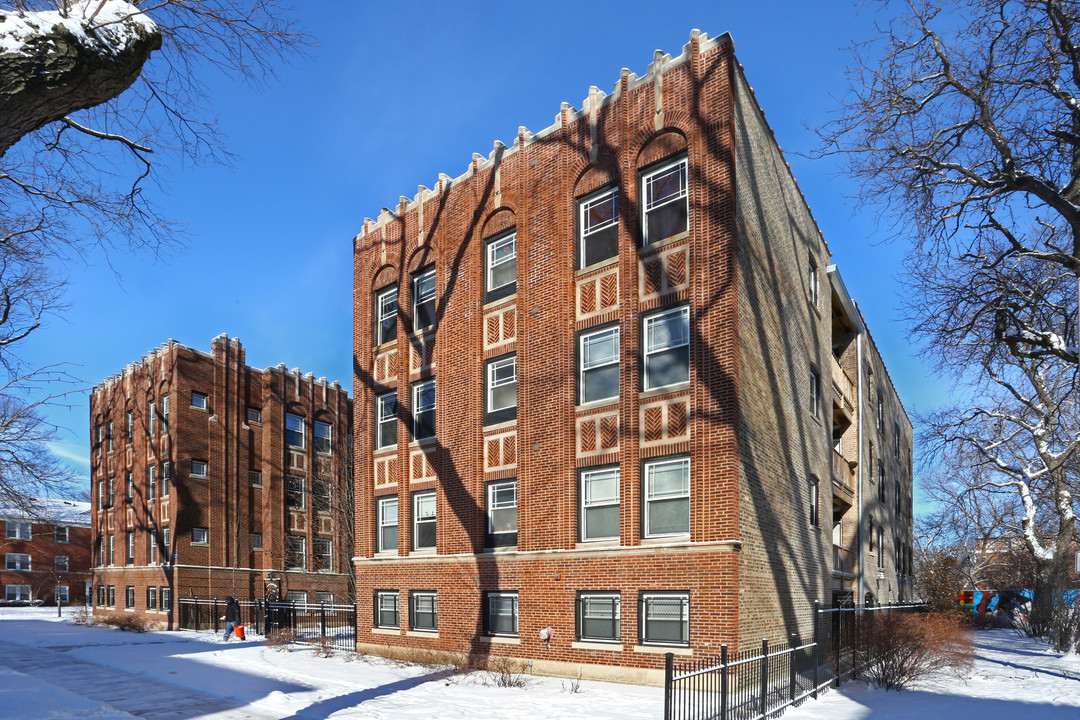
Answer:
[0, 1, 306, 501]
[820, 0, 1080, 365]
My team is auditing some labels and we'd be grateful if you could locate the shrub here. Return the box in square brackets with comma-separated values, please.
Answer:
[70, 606, 93, 626]
[93, 614, 149, 633]
[485, 656, 529, 688]
[311, 636, 335, 658]
[265, 628, 298, 651]
[857, 611, 973, 691]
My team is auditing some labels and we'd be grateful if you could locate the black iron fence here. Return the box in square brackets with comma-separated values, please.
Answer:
[178, 597, 356, 652]
[664, 602, 927, 720]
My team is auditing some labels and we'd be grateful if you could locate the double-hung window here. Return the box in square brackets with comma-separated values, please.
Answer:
[377, 496, 398, 553]
[314, 420, 332, 454]
[375, 286, 398, 345]
[641, 157, 688, 245]
[5, 522, 30, 540]
[313, 479, 331, 513]
[246, 406, 262, 424]
[6, 553, 30, 571]
[639, 592, 689, 645]
[808, 258, 819, 309]
[643, 306, 690, 391]
[56, 586, 69, 604]
[484, 592, 518, 637]
[485, 232, 517, 302]
[55, 526, 68, 543]
[809, 476, 819, 527]
[643, 457, 690, 537]
[126, 532, 134, 564]
[285, 475, 305, 510]
[191, 392, 208, 411]
[147, 465, 156, 502]
[148, 400, 156, 435]
[809, 366, 822, 418]
[577, 592, 620, 643]
[147, 586, 157, 610]
[411, 379, 436, 441]
[314, 539, 332, 571]
[5, 585, 30, 602]
[161, 395, 169, 431]
[578, 186, 619, 268]
[375, 591, 399, 628]
[376, 392, 397, 450]
[126, 586, 135, 609]
[485, 354, 517, 423]
[410, 591, 437, 632]
[413, 268, 436, 331]
[580, 466, 620, 542]
[55, 555, 69, 572]
[148, 532, 157, 564]
[192, 527, 208, 545]
[286, 536, 305, 570]
[96, 424, 103, 456]
[286, 413, 305, 449]
[486, 480, 518, 547]
[162, 461, 170, 495]
[580, 325, 620, 404]
[412, 491, 436, 551]
[126, 410, 134, 442]
[191, 459, 208, 477]
[108, 535, 115, 564]
[161, 587, 172, 611]
[126, 471, 134, 503]
[107, 421, 113, 453]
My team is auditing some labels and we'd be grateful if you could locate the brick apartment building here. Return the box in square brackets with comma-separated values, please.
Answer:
[90, 335, 353, 627]
[1, 499, 92, 605]
[350, 31, 913, 683]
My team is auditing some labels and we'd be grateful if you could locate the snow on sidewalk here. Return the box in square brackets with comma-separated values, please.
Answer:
[1, 608, 1078, 720]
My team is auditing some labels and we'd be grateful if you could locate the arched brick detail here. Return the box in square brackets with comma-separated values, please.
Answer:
[370, 264, 399, 294]
[572, 159, 621, 199]
[635, 128, 689, 169]
[480, 207, 517, 240]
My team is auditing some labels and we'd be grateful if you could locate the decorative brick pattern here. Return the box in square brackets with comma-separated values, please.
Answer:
[410, 446, 437, 483]
[484, 430, 518, 473]
[483, 303, 517, 351]
[639, 243, 690, 302]
[409, 335, 435, 376]
[639, 396, 691, 448]
[374, 454, 397, 488]
[374, 349, 398, 384]
[576, 410, 620, 458]
[576, 266, 620, 322]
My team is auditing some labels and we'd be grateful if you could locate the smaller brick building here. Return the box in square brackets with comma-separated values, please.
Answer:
[1, 499, 92, 605]
[90, 335, 353, 627]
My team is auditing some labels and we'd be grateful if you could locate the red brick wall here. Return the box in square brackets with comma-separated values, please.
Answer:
[1, 520, 91, 604]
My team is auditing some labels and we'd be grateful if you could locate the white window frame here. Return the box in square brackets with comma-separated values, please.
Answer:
[581, 466, 620, 542]
[146, 586, 156, 610]
[126, 531, 134, 564]
[485, 591, 519, 637]
[147, 465, 156, 501]
[412, 268, 436, 331]
[375, 285, 398, 345]
[412, 491, 436, 551]
[190, 392, 208, 411]
[411, 379, 436, 441]
[640, 591, 689, 646]
[486, 480, 518, 544]
[148, 532, 157, 564]
[5, 522, 30, 540]
[286, 590, 308, 604]
[376, 392, 397, 450]
[5, 585, 30, 602]
[286, 535, 306, 570]
[578, 186, 619, 268]
[285, 474, 305, 510]
[191, 459, 208, 478]
[246, 406, 262, 424]
[486, 355, 517, 415]
[55, 526, 68, 543]
[577, 591, 621, 643]
[55, 555, 69, 572]
[314, 538, 332, 572]
[378, 496, 399, 553]
[314, 420, 332, 454]
[249, 469, 262, 487]
[286, 413, 305, 449]
[126, 410, 134, 442]
[148, 400, 156, 435]
[161, 394, 169, 431]
[250, 533, 263, 550]
[485, 232, 517, 298]
[643, 306, 690, 391]
[6, 553, 31, 571]
[643, 457, 690, 538]
[410, 591, 438, 632]
[809, 476, 820, 527]
[808, 258, 819, 308]
[641, 157, 689, 245]
[809, 366, 821, 418]
[107, 420, 113, 452]
[580, 325, 620, 404]
[376, 590, 399, 629]
[56, 585, 69, 604]
[191, 527, 209, 545]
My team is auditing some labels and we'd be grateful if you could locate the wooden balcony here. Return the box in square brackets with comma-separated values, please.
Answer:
[833, 545, 855, 577]
[831, 449, 855, 506]
[831, 357, 856, 421]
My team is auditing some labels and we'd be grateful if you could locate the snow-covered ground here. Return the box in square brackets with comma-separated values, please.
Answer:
[0, 606, 1077, 719]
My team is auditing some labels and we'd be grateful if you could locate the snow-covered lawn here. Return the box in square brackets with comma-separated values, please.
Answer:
[0, 607, 1077, 719]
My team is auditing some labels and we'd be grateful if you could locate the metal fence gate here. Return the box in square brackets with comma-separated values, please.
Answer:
[178, 597, 356, 652]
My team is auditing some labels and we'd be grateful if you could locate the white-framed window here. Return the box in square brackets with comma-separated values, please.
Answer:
[643, 306, 690, 391]
[161, 587, 171, 610]
[148, 533, 157, 564]
[163, 528, 170, 560]
[192, 527, 209, 545]
[125, 470, 134, 503]
[413, 267, 436, 331]
[486, 480, 518, 547]
[286, 413, 305, 449]
[54, 526, 68, 543]
[485, 592, 519, 637]
[412, 491, 436, 551]
[641, 157, 688, 245]
[580, 466, 620, 542]
[5, 585, 30, 602]
[148, 400, 156, 435]
[376, 590, 399, 628]
[285, 475, 305, 510]
[578, 186, 619, 268]
[106, 585, 115, 607]
[315, 420, 332, 454]
[250, 533, 263, 550]
[126, 409, 134, 442]
[410, 591, 438, 632]
[286, 535, 306, 570]
[411, 379, 436, 441]
[126, 531, 134, 564]
[809, 366, 821, 418]
[56, 586, 69, 604]
[146, 586, 157, 610]
[162, 461, 170, 495]
[249, 469, 262, 487]
[644, 457, 690, 537]
[147, 465, 156, 501]
[375, 285, 399, 345]
[125, 586, 135, 609]
[286, 590, 308, 604]
[246, 406, 262, 424]
[485, 232, 517, 302]
[878, 527, 885, 568]
[485, 354, 517, 421]
[808, 258, 819, 309]
[580, 325, 620, 404]
[96, 423, 103, 457]
[315, 592, 334, 605]
[809, 476, 819, 527]
[577, 592, 621, 643]
[161, 395, 169, 431]
[108, 535, 114, 565]
[191, 459, 208, 477]
[639, 591, 689, 646]
[313, 478, 331, 513]
[314, 538, 332, 572]
[376, 392, 397, 450]
[55, 555, 69, 572]
[378, 496, 398, 553]
[5, 553, 30, 571]
[191, 392, 208, 411]
[107, 420, 113, 452]
[5, 522, 30, 540]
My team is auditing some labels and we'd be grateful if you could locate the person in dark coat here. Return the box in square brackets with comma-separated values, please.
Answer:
[221, 596, 241, 641]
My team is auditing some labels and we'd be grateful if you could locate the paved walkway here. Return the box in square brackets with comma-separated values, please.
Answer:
[0, 639, 277, 719]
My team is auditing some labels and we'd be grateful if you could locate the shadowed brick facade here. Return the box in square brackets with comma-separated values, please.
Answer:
[90, 335, 353, 627]
[351, 31, 913, 684]
[1, 499, 91, 605]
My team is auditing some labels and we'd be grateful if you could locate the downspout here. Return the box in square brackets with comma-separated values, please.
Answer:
[856, 333, 865, 607]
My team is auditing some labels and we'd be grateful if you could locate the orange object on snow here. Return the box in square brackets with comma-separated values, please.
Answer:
[235, 624, 245, 640]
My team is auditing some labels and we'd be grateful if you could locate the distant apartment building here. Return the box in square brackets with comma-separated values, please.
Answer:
[1, 499, 91, 605]
[350, 31, 913, 683]
[90, 335, 353, 627]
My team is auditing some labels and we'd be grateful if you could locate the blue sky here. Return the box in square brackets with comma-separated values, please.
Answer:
[24, 1, 944, 502]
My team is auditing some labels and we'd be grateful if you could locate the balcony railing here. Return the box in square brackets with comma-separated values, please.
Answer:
[833, 545, 855, 575]
[831, 356, 856, 413]
[832, 449, 855, 499]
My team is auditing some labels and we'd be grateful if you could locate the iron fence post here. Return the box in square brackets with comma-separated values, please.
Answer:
[320, 604, 327, 638]
[812, 601, 820, 699]
[760, 638, 769, 719]
[790, 633, 798, 703]
[664, 652, 673, 720]
[720, 644, 729, 720]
